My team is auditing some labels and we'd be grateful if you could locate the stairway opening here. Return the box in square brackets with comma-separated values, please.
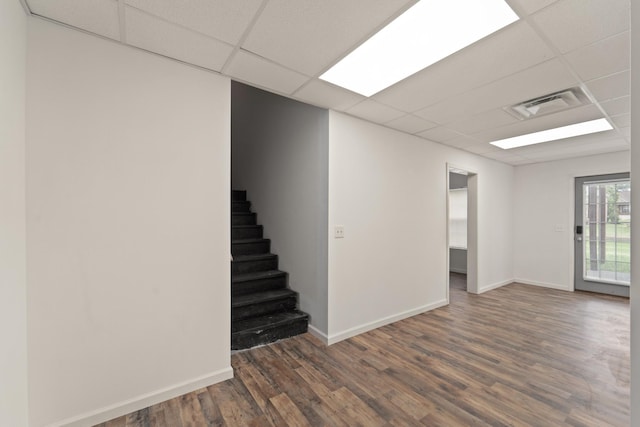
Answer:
[231, 190, 309, 350]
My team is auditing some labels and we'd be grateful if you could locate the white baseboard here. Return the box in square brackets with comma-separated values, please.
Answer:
[449, 268, 467, 274]
[50, 367, 234, 427]
[514, 278, 571, 291]
[326, 299, 448, 346]
[308, 324, 329, 345]
[477, 279, 513, 294]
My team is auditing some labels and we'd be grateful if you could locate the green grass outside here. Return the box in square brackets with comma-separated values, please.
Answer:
[584, 240, 630, 273]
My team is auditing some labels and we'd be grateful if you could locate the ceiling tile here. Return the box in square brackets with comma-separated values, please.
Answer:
[482, 150, 531, 163]
[373, 21, 555, 113]
[346, 100, 406, 124]
[417, 126, 464, 143]
[531, 0, 629, 54]
[445, 136, 481, 149]
[28, 0, 120, 40]
[415, 58, 577, 125]
[225, 50, 310, 95]
[563, 31, 629, 82]
[124, 0, 262, 44]
[515, 138, 629, 162]
[463, 144, 502, 155]
[506, 0, 559, 15]
[384, 115, 438, 134]
[620, 127, 631, 138]
[509, 128, 622, 158]
[474, 104, 604, 142]
[447, 109, 519, 135]
[293, 80, 365, 111]
[125, 7, 233, 72]
[243, 0, 416, 76]
[600, 96, 630, 117]
[586, 70, 630, 103]
[611, 114, 630, 128]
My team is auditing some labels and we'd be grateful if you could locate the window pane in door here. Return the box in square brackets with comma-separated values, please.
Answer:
[583, 180, 631, 285]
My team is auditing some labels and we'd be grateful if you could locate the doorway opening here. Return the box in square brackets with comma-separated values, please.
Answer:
[575, 173, 631, 297]
[447, 165, 478, 301]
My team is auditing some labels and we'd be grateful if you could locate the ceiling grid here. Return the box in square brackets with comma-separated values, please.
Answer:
[24, 0, 630, 165]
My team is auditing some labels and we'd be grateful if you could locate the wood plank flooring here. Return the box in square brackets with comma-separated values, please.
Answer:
[97, 275, 630, 426]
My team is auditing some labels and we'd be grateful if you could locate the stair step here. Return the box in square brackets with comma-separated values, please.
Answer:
[232, 225, 263, 240]
[232, 212, 257, 226]
[232, 270, 287, 296]
[232, 289, 298, 321]
[232, 201, 251, 213]
[232, 238, 270, 256]
[232, 253, 278, 274]
[231, 310, 309, 350]
[232, 190, 247, 202]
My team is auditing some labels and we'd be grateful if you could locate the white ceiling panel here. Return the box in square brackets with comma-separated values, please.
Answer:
[515, 139, 629, 162]
[586, 70, 630, 103]
[373, 21, 555, 113]
[600, 96, 630, 117]
[509, 129, 622, 158]
[447, 109, 519, 135]
[384, 115, 438, 134]
[124, 0, 262, 44]
[446, 136, 482, 149]
[28, 0, 120, 40]
[417, 126, 464, 143]
[611, 114, 631, 128]
[473, 104, 604, 142]
[532, 0, 629, 54]
[464, 144, 502, 155]
[225, 50, 309, 95]
[125, 7, 233, 72]
[346, 100, 406, 124]
[563, 32, 629, 82]
[415, 58, 577, 125]
[243, 0, 416, 76]
[482, 149, 532, 163]
[620, 127, 631, 138]
[293, 80, 364, 111]
[506, 0, 559, 15]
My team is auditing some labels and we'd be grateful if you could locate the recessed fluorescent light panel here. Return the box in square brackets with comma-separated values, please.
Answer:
[490, 118, 613, 149]
[320, 0, 519, 97]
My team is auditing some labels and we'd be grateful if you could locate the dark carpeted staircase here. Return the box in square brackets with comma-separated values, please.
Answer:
[231, 190, 309, 350]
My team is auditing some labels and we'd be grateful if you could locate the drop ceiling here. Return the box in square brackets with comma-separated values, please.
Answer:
[24, 0, 631, 166]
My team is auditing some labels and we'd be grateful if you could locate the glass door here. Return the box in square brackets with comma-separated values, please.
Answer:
[575, 173, 630, 296]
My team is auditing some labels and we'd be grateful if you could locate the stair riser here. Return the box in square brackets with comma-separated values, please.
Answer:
[232, 319, 308, 350]
[232, 201, 251, 213]
[231, 191, 246, 202]
[232, 276, 286, 296]
[232, 241, 270, 256]
[232, 214, 257, 226]
[232, 297, 297, 322]
[232, 226, 263, 240]
[232, 257, 278, 274]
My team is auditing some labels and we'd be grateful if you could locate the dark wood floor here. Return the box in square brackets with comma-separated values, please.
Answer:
[98, 275, 630, 426]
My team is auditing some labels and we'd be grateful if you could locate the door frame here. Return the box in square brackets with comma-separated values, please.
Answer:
[574, 172, 630, 297]
[446, 163, 478, 303]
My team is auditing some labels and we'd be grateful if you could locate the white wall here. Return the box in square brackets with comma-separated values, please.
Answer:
[513, 151, 630, 291]
[327, 112, 514, 343]
[630, 1, 638, 423]
[232, 83, 329, 335]
[27, 19, 231, 426]
[0, 1, 28, 426]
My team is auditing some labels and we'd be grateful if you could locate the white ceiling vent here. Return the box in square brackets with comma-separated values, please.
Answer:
[505, 87, 592, 120]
